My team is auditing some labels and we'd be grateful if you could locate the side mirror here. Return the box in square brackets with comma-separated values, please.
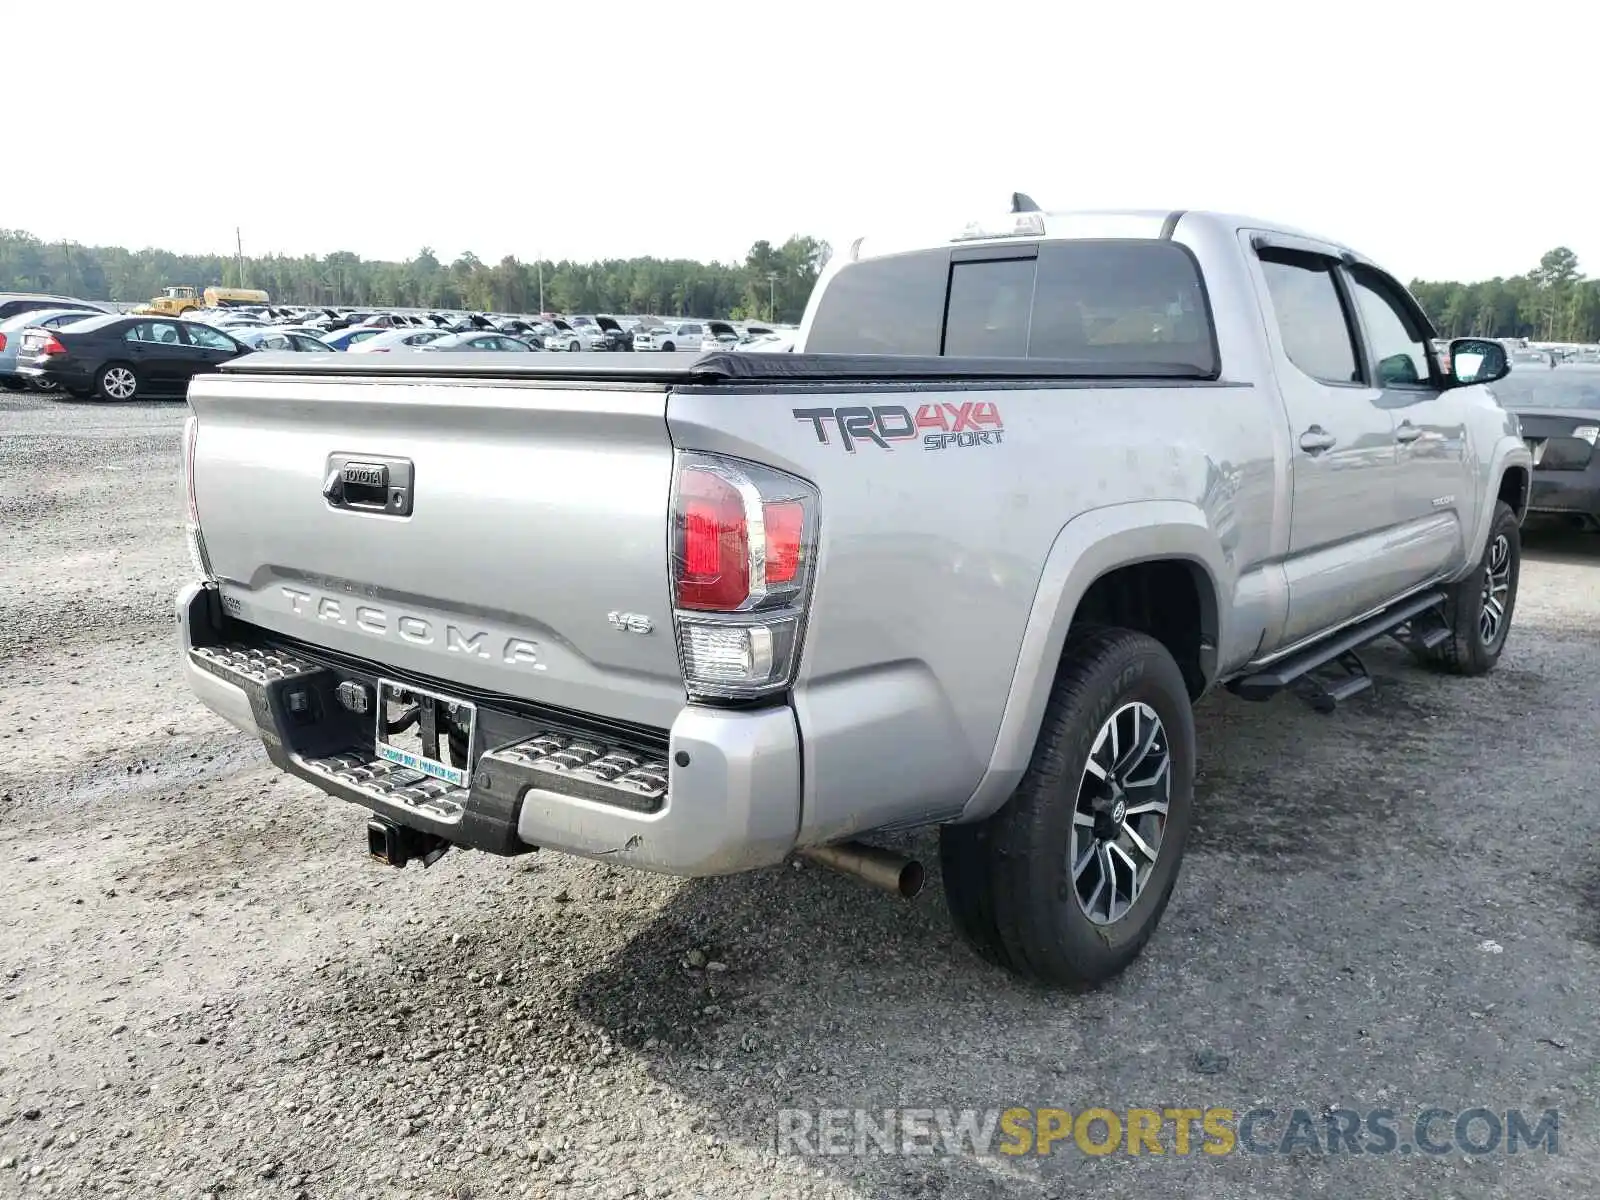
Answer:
[1447, 337, 1508, 386]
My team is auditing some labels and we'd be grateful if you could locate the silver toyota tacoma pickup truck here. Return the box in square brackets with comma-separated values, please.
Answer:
[176, 203, 1531, 986]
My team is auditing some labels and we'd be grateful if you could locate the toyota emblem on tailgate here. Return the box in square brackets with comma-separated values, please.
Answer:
[343, 462, 387, 488]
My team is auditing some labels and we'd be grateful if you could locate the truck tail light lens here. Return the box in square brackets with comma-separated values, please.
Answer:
[670, 452, 819, 702]
[762, 501, 804, 585]
[181, 414, 214, 580]
[677, 467, 749, 610]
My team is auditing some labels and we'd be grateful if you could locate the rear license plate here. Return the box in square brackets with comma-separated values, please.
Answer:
[375, 679, 476, 788]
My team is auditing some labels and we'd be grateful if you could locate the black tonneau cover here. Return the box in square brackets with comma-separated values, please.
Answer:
[217, 350, 1217, 384]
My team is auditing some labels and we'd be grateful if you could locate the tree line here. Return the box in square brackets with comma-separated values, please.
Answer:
[0, 229, 831, 323]
[5, 228, 1597, 342]
[1410, 247, 1600, 344]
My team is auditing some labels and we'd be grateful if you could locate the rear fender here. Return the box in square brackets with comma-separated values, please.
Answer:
[956, 500, 1226, 823]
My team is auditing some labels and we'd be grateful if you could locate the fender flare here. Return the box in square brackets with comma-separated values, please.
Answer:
[956, 500, 1227, 823]
[1453, 432, 1533, 582]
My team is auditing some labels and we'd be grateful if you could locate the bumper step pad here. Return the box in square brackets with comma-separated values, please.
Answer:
[300, 750, 470, 822]
[189, 643, 321, 688]
[481, 730, 670, 814]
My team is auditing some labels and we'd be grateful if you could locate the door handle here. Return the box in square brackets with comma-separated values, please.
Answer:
[1299, 425, 1337, 454]
[1395, 421, 1423, 444]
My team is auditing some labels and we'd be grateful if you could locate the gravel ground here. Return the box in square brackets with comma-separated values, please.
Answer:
[2, 389, 1599, 1200]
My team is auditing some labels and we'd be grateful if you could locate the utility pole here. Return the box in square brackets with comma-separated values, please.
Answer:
[537, 254, 545, 314]
[766, 271, 780, 322]
[236, 227, 245, 288]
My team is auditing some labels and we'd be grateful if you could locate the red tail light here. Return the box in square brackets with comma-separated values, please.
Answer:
[677, 468, 749, 610]
[762, 501, 804, 585]
[0, 333, 7, 352]
[39, 335, 66, 356]
[669, 453, 819, 702]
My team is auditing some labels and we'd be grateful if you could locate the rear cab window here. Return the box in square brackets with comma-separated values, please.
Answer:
[807, 239, 1217, 375]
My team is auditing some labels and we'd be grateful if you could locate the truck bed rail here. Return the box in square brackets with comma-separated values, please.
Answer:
[216, 349, 1221, 385]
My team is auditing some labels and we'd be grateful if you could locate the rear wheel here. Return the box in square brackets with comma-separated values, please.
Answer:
[940, 627, 1196, 987]
[97, 362, 140, 402]
[661, 341, 676, 352]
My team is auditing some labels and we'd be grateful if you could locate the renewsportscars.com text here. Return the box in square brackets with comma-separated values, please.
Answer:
[776, 1106, 1559, 1158]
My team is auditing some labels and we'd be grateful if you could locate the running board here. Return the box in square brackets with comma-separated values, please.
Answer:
[1390, 607, 1453, 653]
[1227, 590, 1447, 704]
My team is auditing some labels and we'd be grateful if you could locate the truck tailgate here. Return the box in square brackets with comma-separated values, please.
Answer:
[187, 370, 685, 730]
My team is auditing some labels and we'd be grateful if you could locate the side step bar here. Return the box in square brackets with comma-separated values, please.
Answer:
[1227, 590, 1447, 705]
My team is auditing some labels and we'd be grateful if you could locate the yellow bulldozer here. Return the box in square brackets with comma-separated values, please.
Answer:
[138, 285, 270, 316]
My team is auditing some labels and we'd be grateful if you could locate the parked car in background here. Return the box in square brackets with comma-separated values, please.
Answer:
[0, 308, 103, 390]
[0, 293, 108, 322]
[632, 320, 705, 351]
[418, 332, 538, 352]
[701, 320, 741, 351]
[18, 314, 247, 400]
[347, 328, 453, 353]
[232, 328, 335, 352]
[593, 315, 632, 351]
[730, 330, 797, 353]
[1489, 360, 1600, 531]
[494, 319, 541, 339]
[320, 326, 388, 351]
[563, 317, 612, 351]
[533, 322, 581, 352]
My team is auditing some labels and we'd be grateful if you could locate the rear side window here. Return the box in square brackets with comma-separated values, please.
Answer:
[808, 240, 1216, 373]
[805, 251, 948, 355]
[1257, 250, 1361, 385]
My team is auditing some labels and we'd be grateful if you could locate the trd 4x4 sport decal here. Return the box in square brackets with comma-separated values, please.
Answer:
[792, 401, 1005, 453]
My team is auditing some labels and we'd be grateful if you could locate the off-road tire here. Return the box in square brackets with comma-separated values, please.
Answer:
[1419, 500, 1520, 676]
[940, 627, 1196, 987]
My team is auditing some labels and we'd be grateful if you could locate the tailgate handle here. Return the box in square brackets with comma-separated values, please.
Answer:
[323, 454, 414, 517]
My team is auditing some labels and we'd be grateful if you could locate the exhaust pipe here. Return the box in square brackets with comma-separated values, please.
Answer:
[797, 841, 925, 899]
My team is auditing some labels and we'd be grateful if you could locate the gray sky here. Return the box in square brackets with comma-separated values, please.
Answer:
[10, 0, 1590, 282]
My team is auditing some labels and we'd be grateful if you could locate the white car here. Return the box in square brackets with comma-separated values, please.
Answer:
[732, 330, 797, 353]
[633, 321, 706, 352]
[533, 322, 583, 352]
[346, 328, 453, 353]
[563, 317, 612, 351]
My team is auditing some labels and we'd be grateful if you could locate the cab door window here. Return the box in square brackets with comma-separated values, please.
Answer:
[1256, 250, 1364, 386]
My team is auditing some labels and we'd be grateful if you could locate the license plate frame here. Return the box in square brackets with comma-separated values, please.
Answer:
[374, 678, 476, 789]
